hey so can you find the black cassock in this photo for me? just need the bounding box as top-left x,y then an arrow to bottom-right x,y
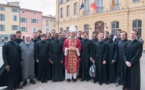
116,39 -> 128,85
36,40 -> 51,82
114,37 -> 121,43
15,38 -> 23,45
90,38 -> 98,58
106,40 -> 117,83
50,40 -> 63,82
79,39 -> 91,81
123,40 -> 142,90
59,37 -> 66,79
46,39 -> 52,43
92,41 -> 108,84
0,41 -> 22,89
59,38 -> 66,43
77,37 -> 83,41
51,37 -> 55,42
32,38 -> 38,77
103,38 -> 109,43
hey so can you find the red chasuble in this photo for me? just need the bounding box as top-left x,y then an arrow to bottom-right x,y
63,38 -> 81,73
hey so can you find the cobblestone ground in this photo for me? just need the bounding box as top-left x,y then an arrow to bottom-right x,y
0,47 -> 145,90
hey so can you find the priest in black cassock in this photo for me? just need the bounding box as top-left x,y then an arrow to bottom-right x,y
79,31 -> 91,81
36,34 -> 51,83
59,30 -> 67,43
106,34 -> 117,83
91,33 -> 108,85
49,33 -> 63,82
15,31 -> 23,45
0,34 -> 23,90
37,30 -> 42,41
116,31 -> 128,86
46,32 -> 52,42
103,31 -> 109,43
31,32 -> 38,43
77,31 -> 83,40
114,29 -> 121,43
50,30 -> 56,41
59,30 -> 67,79
123,30 -> 142,90
31,32 -> 39,78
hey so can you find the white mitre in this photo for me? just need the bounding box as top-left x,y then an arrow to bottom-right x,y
69,25 -> 77,32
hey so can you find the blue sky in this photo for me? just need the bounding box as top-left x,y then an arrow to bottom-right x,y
0,0 -> 56,16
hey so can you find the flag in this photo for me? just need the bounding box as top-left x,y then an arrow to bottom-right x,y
80,1 -> 84,10
90,1 -> 98,10
112,0 -> 115,8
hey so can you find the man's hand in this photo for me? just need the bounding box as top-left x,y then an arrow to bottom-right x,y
103,60 -> 106,65
21,61 -> 23,66
50,60 -> 53,64
111,60 -> 115,64
90,58 -> 95,63
36,59 -> 39,63
125,61 -> 131,67
61,60 -> 63,64
5,65 -> 10,71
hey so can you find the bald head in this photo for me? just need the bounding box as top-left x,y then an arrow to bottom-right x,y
25,35 -> 31,43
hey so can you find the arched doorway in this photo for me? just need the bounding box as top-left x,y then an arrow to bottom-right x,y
95,21 -> 104,33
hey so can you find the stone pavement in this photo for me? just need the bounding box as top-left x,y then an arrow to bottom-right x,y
0,47 -> 145,90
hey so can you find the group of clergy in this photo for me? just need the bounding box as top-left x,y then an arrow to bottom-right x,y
0,25 -> 143,90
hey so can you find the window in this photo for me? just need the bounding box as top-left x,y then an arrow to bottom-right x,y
46,20 -> 49,26
74,2 -> 78,15
65,27 -> 69,33
111,21 -> 119,36
66,0 -> 70,2
133,0 -> 140,2
31,19 -> 38,23
0,14 -> 5,21
13,15 -> 17,21
20,27 -> 27,32
33,27 -> 37,32
22,11 -> 25,13
0,7 -> 5,11
133,20 -> 142,38
112,0 -> 119,10
95,0 -> 103,13
11,25 -> 19,30
67,5 -> 70,17
60,8 -> 63,18
33,12 -> 36,14
11,8 -> 19,12
60,0 -> 64,4
84,0 -> 90,15
20,18 -> 27,23
46,28 -> 49,32
0,24 -> 5,31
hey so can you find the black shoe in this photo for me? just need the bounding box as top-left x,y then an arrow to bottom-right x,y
73,79 -> 76,82
67,79 -> 71,82
115,83 -> 119,87
99,83 -> 103,85
93,79 -> 97,83
81,79 -> 84,81
22,80 -> 27,86
86,79 -> 89,82
30,79 -> 36,84
14,85 -> 23,89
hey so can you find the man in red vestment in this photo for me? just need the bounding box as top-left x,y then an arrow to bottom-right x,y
63,25 -> 81,82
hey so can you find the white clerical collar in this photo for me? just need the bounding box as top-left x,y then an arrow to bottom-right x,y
69,37 -> 76,40
25,41 -> 30,44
